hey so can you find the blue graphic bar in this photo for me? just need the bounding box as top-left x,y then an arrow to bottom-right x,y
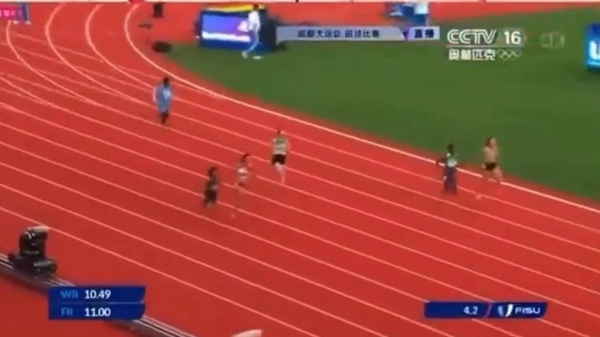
425,301 -> 547,319
49,303 -> 145,320
48,286 -> 145,303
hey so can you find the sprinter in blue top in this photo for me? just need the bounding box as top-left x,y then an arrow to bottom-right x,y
435,143 -> 458,196
153,77 -> 172,125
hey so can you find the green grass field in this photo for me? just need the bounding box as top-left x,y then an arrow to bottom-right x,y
168,9 -> 600,200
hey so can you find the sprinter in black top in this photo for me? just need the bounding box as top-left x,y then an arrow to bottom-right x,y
203,166 -> 220,208
435,143 -> 459,196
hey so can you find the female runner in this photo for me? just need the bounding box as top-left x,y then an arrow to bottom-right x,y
203,166 -> 220,209
232,153 -> 252,218
478,136 -> 503,198
435,143 -> 459,196
271,129 -> 290,184
153,77 -> 172,125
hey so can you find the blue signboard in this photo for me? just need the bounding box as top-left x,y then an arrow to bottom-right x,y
585,23 -> 600,69
195,8 -> 269,51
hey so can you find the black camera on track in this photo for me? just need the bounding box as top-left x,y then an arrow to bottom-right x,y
8,225 -> 57,276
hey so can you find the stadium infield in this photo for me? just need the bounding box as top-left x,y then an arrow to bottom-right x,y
167,4 -> 600,201
1,2 -> 600,337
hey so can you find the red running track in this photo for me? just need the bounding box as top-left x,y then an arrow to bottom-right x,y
0,3 -> 599,337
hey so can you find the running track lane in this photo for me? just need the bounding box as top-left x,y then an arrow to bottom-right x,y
121,3 -> 600,226
9,34 -> 600,294
0,15 -> 592,336
3,2 -> 600,336
9,15 -> 600,288
5,2 -> 600,334
0,88 -> 503,337
3,46 -> 596,334
0,206 -> 310,337
3,77 -> 600,336
112,3 -> 600,259
0,41 -> 482,334
2,98 -> 598,337
8,3 -> 597,223
10,4 -> 600,233
97,0 -> 600,294
78,4 -> 600,275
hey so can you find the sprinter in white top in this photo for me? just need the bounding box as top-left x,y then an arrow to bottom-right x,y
242,5 -> 262,59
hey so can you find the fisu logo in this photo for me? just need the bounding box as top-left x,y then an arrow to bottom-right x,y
589,41 -> 600,60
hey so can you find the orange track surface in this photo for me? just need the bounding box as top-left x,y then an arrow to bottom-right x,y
0,3 -> 599,337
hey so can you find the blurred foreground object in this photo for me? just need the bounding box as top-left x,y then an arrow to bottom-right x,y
8,225 -> 57,276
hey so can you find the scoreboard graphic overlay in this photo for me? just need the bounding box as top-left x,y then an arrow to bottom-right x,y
424,301 -> 548,319
48,286 -> 146,320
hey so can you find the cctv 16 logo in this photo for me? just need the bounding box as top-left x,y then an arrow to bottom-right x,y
490,302 -> 548,319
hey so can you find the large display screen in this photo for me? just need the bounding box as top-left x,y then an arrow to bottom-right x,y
200,14 -> 251,43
